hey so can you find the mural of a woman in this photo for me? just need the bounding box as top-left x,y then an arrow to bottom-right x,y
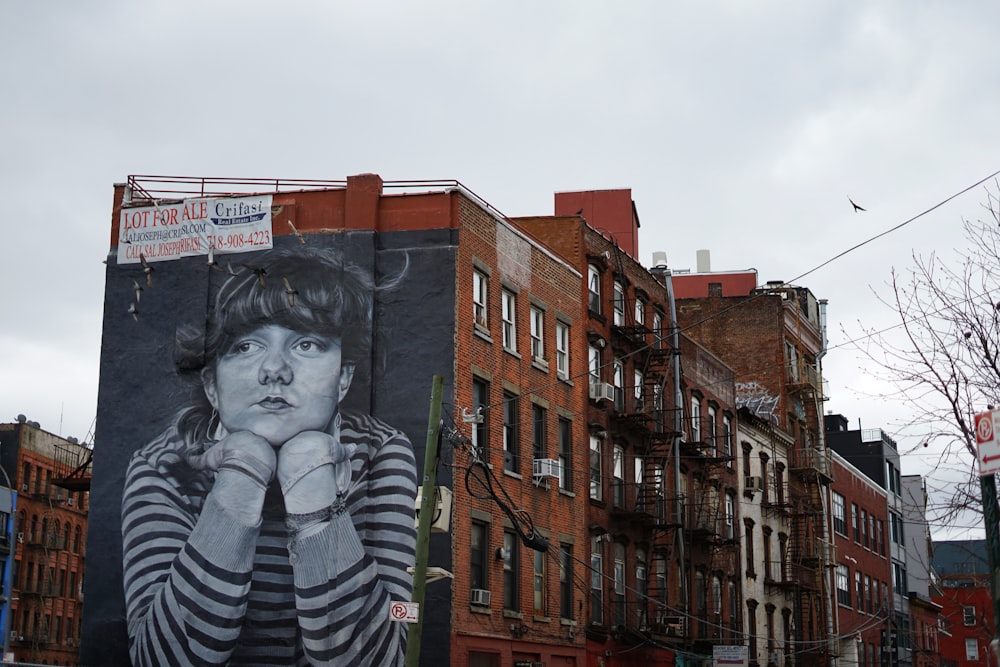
120,246 -> 417,666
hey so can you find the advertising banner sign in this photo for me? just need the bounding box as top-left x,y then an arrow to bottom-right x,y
117,194 -> 273,264
714,645 -> 749,667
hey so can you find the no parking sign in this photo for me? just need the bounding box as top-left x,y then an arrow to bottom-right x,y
390,601 -> 420,624
976,409 -> 1000,475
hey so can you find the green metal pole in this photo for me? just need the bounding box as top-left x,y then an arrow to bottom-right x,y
404,375 -> 444,667
980,473 -> 1000,647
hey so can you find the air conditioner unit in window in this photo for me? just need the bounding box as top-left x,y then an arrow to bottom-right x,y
16,532 -> 23,544
533,458 -> 561,480
470,588 -> 491,607
20,484 -> 27,492
589,381 -> 615,403
745,476 -> 763,493
9,630 -> 16,640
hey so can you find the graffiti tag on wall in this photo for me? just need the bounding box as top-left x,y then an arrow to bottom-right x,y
735,381 -> 779,423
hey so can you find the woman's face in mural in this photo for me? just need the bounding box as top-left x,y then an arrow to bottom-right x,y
203,324 -> 354,446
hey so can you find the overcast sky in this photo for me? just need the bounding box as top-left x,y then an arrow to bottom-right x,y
2,1 -> 998,538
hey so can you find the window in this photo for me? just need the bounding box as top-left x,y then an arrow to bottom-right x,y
634,298 -> 645,327
832,492 -> 847,535
559,544 -> 573,619
555,321 -> 570,379
877,519 -> 886,556
472,377 -> 489,458
707,405 -> 718,453
690,396 -> 702,442
747,600 -> 758,657
473,269 -> 488,328
633,369 -> 644,413
590,435 -> 602,500
613,543 -> 626,625
722,415 -> 734,462
712,575 -> 723,616
724,494 -> 735,540
588,264 -> 602,313
852,504 -> 860,542
890,512 -> 905,545
613,282 -> 626,326
591,537 -> 604,624
763,527 -> 773,579
503,531 -> 519,611
612,360 -> 624,411
892,562 -> 907,594
836,565 -> 850,606
612,446 -> 625,507
653,312 -> 664,349
533,550 -> 546,615
775,464 -> 785,505
963,605 -> 976,626
532,404 -> 547,462
529,305 -> 544,361
636,549 -> 648,628
745,521 -> 755,576
862,509 -> 869,548
855,571 -> 863,610
471,521 -> 488,590
503,392 -> 519,473
501,289 -> 517,352
589,345 -> 601,386
966,638 -> 979,661
558,418 -> 572,491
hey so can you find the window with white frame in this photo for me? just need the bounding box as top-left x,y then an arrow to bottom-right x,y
722,415 -> 733,464
963,605 -> 976,626
634,298 -> 645,327
613,282 -> 626,326
690,396 -> 702,442
653,312 -> 663,349
591,537 -> 604,624
707,405 -> 718,453
588,264 -> 601,313
966,638 -> 978,661
832,492 -> 847,535
555,321 -> 570,379
612,445 -> 625,507
836,565 -> 850,606
501,289 -> 517,352
529,305 -> 544,361
590,435 -> 602,500
612,360 -> 624,411
473,269 -> 488,328
724,493 -> 735,539
589,345 -> 601,387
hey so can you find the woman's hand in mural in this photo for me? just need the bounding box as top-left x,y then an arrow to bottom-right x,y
189,431 -> 277,523
277,430 -> 354,515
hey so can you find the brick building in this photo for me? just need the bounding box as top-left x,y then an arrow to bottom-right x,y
829,450 -> 891,667
826,415 -> 914,667
673,271 -> 835,667
932,540 -> 992,667
517,190 -> 743,667
0,417 -> 91,666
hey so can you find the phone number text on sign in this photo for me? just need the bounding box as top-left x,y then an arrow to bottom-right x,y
207,230 -> 272,251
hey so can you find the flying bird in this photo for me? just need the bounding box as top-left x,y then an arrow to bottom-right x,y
207,244 -> 223,272
241,263 -> 267,288
225,259 -> 239,276
128,302 -> 139,322
849,197 -> 866,213
131,279 -> 143,303
287,220 -> 306,244
139,253 -> 154,288
282,277 -> 298,308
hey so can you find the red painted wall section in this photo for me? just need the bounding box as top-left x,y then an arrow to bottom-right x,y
555,189 -> 639,261
672,271 -> 758,298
